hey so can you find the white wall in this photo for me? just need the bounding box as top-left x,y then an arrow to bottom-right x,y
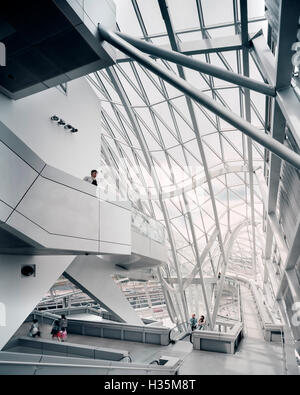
0,255 -> 75,350
0,77 -> 100,179
65,256 -> 143,325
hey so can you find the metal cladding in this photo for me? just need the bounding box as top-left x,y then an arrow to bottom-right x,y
0,0 -> 116,99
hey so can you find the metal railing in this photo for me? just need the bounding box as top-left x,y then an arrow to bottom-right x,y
0,359 -> 175,374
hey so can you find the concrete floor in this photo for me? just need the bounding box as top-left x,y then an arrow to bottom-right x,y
10,285 -> 286,374
179,286 -> 285,375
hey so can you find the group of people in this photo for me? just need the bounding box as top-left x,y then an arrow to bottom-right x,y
190,313 -> 206,331
28,314 -> 68,342
51,315 -> 68,341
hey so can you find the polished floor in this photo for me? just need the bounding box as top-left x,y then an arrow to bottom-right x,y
11,285 -> 286,375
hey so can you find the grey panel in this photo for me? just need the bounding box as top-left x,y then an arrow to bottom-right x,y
145,333 -> 161,345
124,330 -> 143,343
0,365 -> 38,375
0,201 -> 12,223
94,350 -> 123,361
18,339 -> 41,350
66,322 -> 83,335
17,176 -> 99,240
8,346 -> 41,355
0,140 -> 39,208
0,351 -> 41,362
0,121 -> 45,172
67,347 -> 94,360
83,325 -> 101,337
6,211 -> 52,248
200,339 -> 231,353
41,165 -> 97,197
103,328 -> 122,340
0,0 -> 115,99
98,240 -> 131,255
34,366 -> 107,375
6,210 -> 99,253
278,131 -> 300,245
100,200 -> 131,247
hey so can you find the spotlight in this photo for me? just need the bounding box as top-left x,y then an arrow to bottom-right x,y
71,128 -> 78,133
58,119 -> 66,126
50,115 -> 59,121
21,265 -> 36,277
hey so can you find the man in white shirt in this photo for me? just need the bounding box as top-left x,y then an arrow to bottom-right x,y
83,169 -> 98,186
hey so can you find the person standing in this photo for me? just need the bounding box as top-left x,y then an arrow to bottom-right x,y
59,314 -> 68,342
198,315 -> 206,330
83,170 -> 98,186
190,313 -> 197,331
51,320 -> 61,341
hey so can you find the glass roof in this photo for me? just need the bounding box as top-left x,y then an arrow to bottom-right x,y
88,0 -> 269,299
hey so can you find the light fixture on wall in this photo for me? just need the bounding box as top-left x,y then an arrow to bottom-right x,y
21,265 -> 36,277
50,115 -> 78,133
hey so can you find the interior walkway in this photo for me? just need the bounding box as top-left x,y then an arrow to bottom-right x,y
10,285 -> 286,375
179,285 -> 285,375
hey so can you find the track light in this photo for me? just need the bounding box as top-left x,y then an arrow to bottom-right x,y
58,119 -> 66,126
50,115 -> 78,133
21,265 -> 36,277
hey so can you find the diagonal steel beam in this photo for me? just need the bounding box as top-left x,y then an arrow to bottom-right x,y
116,31 -> 275,97
157,0 -> 228,329
98,24 -> 300,171
240,0 -> 257,281
116,34 -> 243,62
182,227 -> 219,291
183,192 -> 214,327
106,66 -> 190,327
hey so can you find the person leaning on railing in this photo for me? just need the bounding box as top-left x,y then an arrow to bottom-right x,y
83,169 -> 98,186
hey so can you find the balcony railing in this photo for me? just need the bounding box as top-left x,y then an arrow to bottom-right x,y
131,209 -> 165,244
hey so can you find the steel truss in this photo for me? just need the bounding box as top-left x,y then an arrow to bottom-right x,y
89,0 -> 300,335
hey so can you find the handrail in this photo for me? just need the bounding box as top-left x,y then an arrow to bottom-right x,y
0,360 -> 172,372
149,360 -> 160,365
279,326 -> 288,375
169,321 -> 190,343
119,354 -> 133,363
